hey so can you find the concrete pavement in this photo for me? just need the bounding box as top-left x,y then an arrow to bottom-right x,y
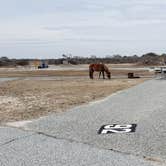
1,126 -> 162,166
1,79 -> 166,165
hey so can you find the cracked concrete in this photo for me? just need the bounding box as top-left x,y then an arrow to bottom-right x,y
18,127 -> 166,164
0,127 -> 34,146
20,80 -> 166,161
0,133 -> 36,147
1,79 -> 166,165
0,126 -> 163,166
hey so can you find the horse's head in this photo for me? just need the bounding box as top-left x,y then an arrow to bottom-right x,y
107,72 -> 111,79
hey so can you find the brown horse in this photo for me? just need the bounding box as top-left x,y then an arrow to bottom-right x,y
89,64 -> 111,79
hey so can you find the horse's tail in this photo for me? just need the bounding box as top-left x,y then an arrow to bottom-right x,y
89,70 -> 92,79
89,64 -> 93,79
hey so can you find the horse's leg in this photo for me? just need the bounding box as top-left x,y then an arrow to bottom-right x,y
99,72 -> 101,79
102,71 -> 105,79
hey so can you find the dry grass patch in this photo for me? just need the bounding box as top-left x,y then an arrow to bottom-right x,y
0,77 -> 148,123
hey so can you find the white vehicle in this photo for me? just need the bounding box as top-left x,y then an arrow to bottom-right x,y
154,67 -> 166,74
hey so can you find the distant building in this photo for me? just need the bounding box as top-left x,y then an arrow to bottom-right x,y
62,60 -> 69,64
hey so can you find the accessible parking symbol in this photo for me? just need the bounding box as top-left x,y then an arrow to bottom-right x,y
98,124 -> 137,134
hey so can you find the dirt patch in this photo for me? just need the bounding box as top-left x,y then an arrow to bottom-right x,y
0,76 -> 148,123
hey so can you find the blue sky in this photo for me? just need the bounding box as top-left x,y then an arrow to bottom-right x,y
0,0 -> 166,58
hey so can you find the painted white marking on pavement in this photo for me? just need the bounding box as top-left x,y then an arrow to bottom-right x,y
98,124 -> 137,134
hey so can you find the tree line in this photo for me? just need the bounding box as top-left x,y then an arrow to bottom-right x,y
0,52 -> 166,67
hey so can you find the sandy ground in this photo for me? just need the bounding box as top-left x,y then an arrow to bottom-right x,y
0,78 -> 148,124
0,64 -> 154,124
0,63 -> 154,77
0,68 -> 153,78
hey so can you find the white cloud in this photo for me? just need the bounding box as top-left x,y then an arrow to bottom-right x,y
0,0 -> 166,58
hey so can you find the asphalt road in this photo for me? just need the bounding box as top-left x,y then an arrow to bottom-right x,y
1,79 -> 166,166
